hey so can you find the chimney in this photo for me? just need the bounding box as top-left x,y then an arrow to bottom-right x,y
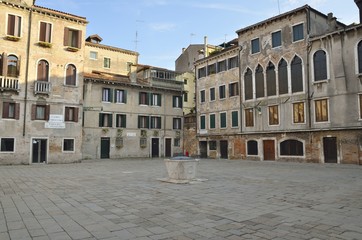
327,13 -> 337,30
355,0 -> 362,23
182,48 -> 186,53
204,36 -> 208,58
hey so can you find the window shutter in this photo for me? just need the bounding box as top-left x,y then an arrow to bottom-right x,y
64,107 -> 69,121
2,102 -> 9,118
39,22 -> 46,42
7,15 -> 15,36
109,88 -> 113,102
172,96 -> 176,107
77,30 -> 82,49
158,94 -> 161,106
116,115 -> 120,127
31,104 -> 36,120
179,97 -> 182,108
148,93 -> 152,105
15,103 -> 20,120
138,116 -> 141,128
63,28 -> 69,46
45,105 -> 50,121
108,114 -> 112,127
2,53 -> 8,77
123,115 -> 126,127
123,90 -> 127,103
146,116 -> 150,128
16,56 -> 21,77
99,113 -> 103,127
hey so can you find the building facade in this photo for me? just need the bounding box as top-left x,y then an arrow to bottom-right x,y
194,4 -> 362,164
82,37 -> 184,159
0,0 -> 87,164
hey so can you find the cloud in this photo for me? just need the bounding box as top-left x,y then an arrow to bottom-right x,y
149,22 -> 177,32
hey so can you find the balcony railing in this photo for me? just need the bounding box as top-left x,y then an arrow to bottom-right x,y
151,78 -> 184,90
34,81 -> 52,95
0,76 -> 20,92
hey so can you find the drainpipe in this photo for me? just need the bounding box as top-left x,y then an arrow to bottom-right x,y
23,6 -> 33,137
238,44 -> 243,134
306,8 -> 312,130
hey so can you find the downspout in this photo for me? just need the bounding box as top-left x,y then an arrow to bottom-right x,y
306,8 -> 312,130
238,44 -> 243,134
23,6 -> 33,136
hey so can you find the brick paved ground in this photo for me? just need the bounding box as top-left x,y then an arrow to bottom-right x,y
0,159 -> 361,240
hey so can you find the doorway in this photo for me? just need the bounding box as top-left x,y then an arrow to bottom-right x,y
152,138 -> 159,157
323,137 -> 337,163
32,139 -> 47,163
220,140 -> 228,159
199,141 -> 207,158
165,138 -> 172,157
263,140 -> 275,161
100,137 -> 110,159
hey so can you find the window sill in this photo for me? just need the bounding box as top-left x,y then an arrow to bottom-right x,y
63,84 -> 78,88
65,46 -> 80,52
38,41 -> 52,48
5,35 -> 21,42
313,79 -> 329,85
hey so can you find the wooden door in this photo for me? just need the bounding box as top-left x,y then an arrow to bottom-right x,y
220,140 -> 228,159
263,140 -> 275,161
323,137 -> 337,163
100,138 -> 110,159
165,138 -> 171,157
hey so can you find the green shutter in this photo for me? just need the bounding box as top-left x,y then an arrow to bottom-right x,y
109,89 -> 113,102
232,111 -> 238,127
123,90 -> 127,103
200,116 -> 205,129
220,113 -> 226,128
148,93 -> 152,105
99,113 -> 103,127
123,115 -> 126,128
108,114 -> 113,127
158,94 -> 161,106
210,114 -> 215,128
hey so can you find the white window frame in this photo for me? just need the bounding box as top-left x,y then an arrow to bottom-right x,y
90,51 -> 98,60
62,138 -> 75,153
0,137 -> 16,153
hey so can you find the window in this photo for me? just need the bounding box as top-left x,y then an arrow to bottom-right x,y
272,30 -> 281,48
220,112 -> 227,128
217,60 -> 227,72
313,50 -> 327,81
65,64 -> 76,86
245,108 -> 254,127
1,138 -> 15,152
251,38 -> 260,54
173,96 -> 182,108
7,55 -> 19,78
31,104 -> 49,121
102,88 -> 112,102
183,92 -> 188,102
64,107 -> 79,122
2,102 -> 19,119
99,113 -> 112,127
247,140 -> 258,155
139,92 -> 149,105
315,99 -> 328,122
358,41 -> 362,74
268,105 -> 279,125
152,93 -> 161,106
200,115 -> 206,130
150,116 -> 161,129
173,118 -> 182,130
231,111 -> 238,127
184,79 -> 188,85
255,65 -> 264,98
210,88 -> 215,101
291,56 -> 303,92
104,57 -> 111,68
174,138 -> 180,147
278,59 -> 288,95
293,102 -> 305,124
64,28 -> 82,49
200,90 -> 205,103
198,67 -> 206,78
37,60 -> 49,82
115,89 -> 127,103
116,114 -> 127,128
63,139 -> 74,152
266,62 -> 276,96
90,51 -> 98,60
209,114 -> 216,129
293,23 -> 304,42
140,138 -> 147,148
39,22 -> 52,43
280,140 -> 304,156
244,68 -> 253,100
360,94 -> 362,119
209,141 -> 217,150
207,63 -> 216,75
228,56 -> 238,69
7,14 -> 21,37
229,82 -> 239,97
219,85 -> 226,99
138,116 -> 149,128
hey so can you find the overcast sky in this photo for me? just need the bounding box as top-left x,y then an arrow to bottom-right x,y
36,0 -> 360,70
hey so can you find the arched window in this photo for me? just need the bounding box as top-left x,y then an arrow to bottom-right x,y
291,56 -> 303,92
358,41 -> 362,74
280,139 -> 304,156
247,140 -> 258,155
255,64 -> 264,98
266,62 -> 276,96
244,68 -> 253,100
313,50 -> 327,81
7,55 -> 19,77
37,60 -> 49,82
66,64 -> 76,86
278,59 -> 288,95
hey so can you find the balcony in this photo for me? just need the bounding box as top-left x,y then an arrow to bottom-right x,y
0,76 -> 20,92
34,81 -> 52,95
151,78 -> 184,90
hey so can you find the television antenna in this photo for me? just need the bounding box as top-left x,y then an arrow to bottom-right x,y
277,0 -> 281,14
135,20 -> 144,51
